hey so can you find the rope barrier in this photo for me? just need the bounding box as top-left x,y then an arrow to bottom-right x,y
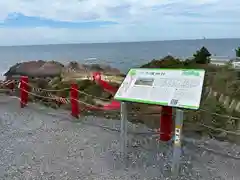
0,66 -> 239,163
21,80 -> 112,101
0,79 -> 16,86
11,86 -> 240,138
0,75 -> 240,140
18,86 -> 120,112
191,109 -> 240,120
4,91 -> 238,138
20,80 -> 70,92
8,83 -> 240,120
1,82 -> 239,120
2,96 -> 239,161
1,78 -> 240,162
197,122 -> 240,136
74,88 -> 112,101
19,80 -> 240,115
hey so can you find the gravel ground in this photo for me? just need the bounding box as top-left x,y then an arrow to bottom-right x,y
0,95 -> 240,180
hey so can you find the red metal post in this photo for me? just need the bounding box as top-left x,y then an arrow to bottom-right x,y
20,76 -> 29,108
160,106 -> 173,141
93,72 -> 101,83
71,83 -> 79,118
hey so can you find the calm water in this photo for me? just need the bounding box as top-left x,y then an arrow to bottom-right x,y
0,38 -> 240,79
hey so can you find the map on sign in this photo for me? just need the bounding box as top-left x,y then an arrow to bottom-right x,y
114,68 -> 205,110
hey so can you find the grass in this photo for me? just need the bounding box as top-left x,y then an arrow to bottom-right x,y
12,54 -> 240,143
139,55 -> 240,142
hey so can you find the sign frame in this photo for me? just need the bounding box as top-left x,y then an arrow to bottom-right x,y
115,68 -> 206,176
114,68 -> 205,110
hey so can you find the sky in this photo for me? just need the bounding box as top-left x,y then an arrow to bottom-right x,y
0,0 -> 239,46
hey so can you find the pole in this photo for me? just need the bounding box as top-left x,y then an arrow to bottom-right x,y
120,102 -> 128,158
93,72 -> 101,83
172,109 -> 184,177
20,76 -> 29,108
70,83 -> 79,118
160,106 -> 173,141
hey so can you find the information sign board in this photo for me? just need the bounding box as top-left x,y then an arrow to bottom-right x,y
114,68 -> 205,110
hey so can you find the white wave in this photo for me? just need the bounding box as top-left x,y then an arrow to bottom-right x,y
84,57 -> 97,61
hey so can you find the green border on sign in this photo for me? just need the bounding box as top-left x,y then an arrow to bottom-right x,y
114,97 -> 199,110
130,68 -> 205,71
114,68 -> 204,110
129,69 -> 137,76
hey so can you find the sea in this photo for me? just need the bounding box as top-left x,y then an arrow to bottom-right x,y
0,38 -> 240,80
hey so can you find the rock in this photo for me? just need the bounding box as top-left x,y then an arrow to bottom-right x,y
33,79 -> 49,89
4,60 -> 64,78
67,61 -> 80,70
62,62 -> 123,82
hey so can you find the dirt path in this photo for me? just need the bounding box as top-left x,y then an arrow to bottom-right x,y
0,96 -> 239,180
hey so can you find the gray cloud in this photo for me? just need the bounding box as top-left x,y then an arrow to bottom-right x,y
0,0 -> 240,45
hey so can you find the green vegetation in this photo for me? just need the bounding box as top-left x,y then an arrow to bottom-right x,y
235,47 -> 240,57
193,46 -> 211,64
4,46 -> 240,143
140,46 -> 240,143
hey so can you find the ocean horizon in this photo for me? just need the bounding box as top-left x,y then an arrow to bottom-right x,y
1,37 -> 239,47
1,38 -> 240,80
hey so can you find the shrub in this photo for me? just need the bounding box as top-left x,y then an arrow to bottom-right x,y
193,46 -> 211,64
140,55 -> 184,69
235,47 -> 240,57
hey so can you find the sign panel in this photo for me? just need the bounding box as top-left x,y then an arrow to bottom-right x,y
114,68 -> 205,110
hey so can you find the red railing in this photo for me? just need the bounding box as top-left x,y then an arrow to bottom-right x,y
2,72 -> 174,142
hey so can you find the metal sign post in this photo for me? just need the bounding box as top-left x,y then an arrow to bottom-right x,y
120,102 -> 128,158
172,109 -> 184,176
114,68 -> 205,176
